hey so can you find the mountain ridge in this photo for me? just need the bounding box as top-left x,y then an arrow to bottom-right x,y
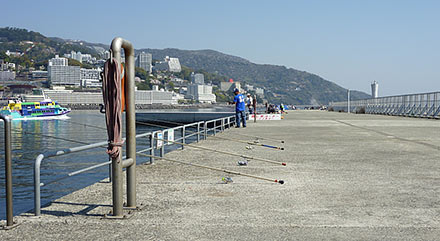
0,27 -> 370,104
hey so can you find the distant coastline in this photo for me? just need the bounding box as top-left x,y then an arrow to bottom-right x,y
65,103 -> 229,110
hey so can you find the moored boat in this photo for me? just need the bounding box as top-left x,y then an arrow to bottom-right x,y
0,100 -> 70,120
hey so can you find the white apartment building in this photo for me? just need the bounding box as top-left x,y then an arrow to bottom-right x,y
186,84 -> 216,103
136,52 -> 152,72
0,71 -> 16,80
49,55 -> 68,66
191,72 -> 204,84
48,55 -> 80,86
256,87 -> 264,96
154,56 -> 181,73
81,68 -> 102,88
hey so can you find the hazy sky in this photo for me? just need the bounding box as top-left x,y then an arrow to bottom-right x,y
3,0 -> 439,96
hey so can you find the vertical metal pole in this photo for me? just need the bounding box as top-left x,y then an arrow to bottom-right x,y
254,95 -> 257,123
34,155 -> 42,216
150,133 -> 155,164
213,121 -> 216,136
197,122 -> 200,142
160,131 -> 165,157
1,115 -> 14,226
111,37 -> 137,214
108,156 -> 112,182
181,126 -> 185,150
347,89 -> 350,113
204,122 -> 207,140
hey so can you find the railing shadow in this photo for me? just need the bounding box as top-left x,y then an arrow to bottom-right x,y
38,201 -> 112,217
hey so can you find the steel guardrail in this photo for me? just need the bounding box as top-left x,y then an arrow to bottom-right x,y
33,115 -> 236,215
329,91 -> 440,118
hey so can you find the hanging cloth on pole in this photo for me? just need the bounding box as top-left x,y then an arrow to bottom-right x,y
103,58 -> 124,158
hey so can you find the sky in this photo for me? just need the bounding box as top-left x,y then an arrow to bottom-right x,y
2,0 -> 440,96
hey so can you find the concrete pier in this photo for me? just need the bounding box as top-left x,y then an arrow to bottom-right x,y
2,110 -> 440,240
136,111 -> 235,124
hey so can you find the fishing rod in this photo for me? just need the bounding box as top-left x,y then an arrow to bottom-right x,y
137,152 -> 285,184
233,133 -> 285,144
137,117 -> 285,144
9,127 -> 285,183
135,120 -> 284,150
155,137 -> 287,166
11,129 -> 91,146
62,119 -> 107,130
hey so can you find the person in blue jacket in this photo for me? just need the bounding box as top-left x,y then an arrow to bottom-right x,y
233,88 -> 246,128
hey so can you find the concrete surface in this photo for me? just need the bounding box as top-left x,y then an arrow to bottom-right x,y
1,110 -> 440,240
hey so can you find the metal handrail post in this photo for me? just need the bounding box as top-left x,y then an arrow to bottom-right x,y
204,121 -> 208,140
181,126 -> 185,150
108,156 -> 112,182
150,132 -> 155,163
160,131 -> 165,157
34,154 -> 44,216
197,122 -> 200,142
111,37 -> 137,213
1,115 -> 14,226
212,120 -> 217,136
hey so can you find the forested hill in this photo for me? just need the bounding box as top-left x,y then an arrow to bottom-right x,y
139,48 -> 370,104
0,27 -> 370,104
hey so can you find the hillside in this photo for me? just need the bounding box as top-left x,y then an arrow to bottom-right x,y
0,27 -> 370,104
0,27 -> 100,68
139,48 -> 370,104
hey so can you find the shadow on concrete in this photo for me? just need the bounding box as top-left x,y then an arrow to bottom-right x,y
39,201 -> 112,217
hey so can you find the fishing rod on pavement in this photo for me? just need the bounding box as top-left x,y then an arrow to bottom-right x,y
10,127 -> 285,184
136,117 -> 285,143
232,132 -> 285,144
135,120 -> 284,150
137,152 -> 285,184
153,137 -> 287,166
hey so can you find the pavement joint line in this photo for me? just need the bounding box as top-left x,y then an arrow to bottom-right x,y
333,119 -> 440,151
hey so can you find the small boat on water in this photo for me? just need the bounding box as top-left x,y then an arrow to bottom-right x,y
0,100 -> 71,120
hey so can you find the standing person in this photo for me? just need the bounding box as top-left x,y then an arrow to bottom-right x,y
246,93 -> 253,114
233,88 -> 246,128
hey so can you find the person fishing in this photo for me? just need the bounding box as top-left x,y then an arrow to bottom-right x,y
233,88 -> 246,128
246,93 -> 253,114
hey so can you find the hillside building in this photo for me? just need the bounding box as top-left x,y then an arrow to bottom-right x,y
80,68 -> 102,88
48,55 -> 80,86
186,84 -> 216,103
191,72 -> 204,84
0,71 -> 16,81
256,87 -> 264,97
136,52 -> 153,72
154,56 -> 181,72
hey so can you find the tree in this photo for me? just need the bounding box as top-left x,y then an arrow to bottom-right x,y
135,67 -> 148,80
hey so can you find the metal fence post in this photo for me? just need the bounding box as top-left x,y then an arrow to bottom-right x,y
108,156 -> 112,182
181,126 -> 185,150
197,122 -> 200,142
204,122 -> 208,140
213,121 -> 216,136
160,131 -> 165,157
1,115 -> 14,227
150,132 -> 155,164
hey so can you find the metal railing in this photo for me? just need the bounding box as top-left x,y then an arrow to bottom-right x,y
0,114 -> 14,228
33,115 -> 236,215
329,91 -> 440,118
